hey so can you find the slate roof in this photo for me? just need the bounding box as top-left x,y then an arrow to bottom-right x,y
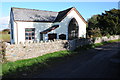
11,7 -> 86,23
54,7 -> 73,22
12,7 -> 58,22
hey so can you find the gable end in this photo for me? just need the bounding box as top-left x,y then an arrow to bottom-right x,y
54,7 -> 87,24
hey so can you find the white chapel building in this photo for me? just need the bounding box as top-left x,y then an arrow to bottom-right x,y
9,7 -> 87,44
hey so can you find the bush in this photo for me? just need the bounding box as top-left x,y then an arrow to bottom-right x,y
87,27 -> 102,38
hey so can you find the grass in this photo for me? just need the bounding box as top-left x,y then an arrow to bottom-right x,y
2,50 -> 75,78
0,64 -> 2,76
0,34 -> 10,42
2,39 -> 120,78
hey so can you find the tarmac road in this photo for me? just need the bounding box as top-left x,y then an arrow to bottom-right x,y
33,42 -> 120,78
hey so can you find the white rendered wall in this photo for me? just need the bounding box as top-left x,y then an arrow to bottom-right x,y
60,9 -> 86,39
12,9 -> 86,43
49,9 -> 86,39
15,22 -> 52,43
13,22 -> 17,44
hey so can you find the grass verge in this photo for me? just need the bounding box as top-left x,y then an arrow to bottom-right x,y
0,34 -> 10,42
2,39 -> 120,78
2,50 -> 76,78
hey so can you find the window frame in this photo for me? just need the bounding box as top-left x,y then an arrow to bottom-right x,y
25,28 -> 35,40
68,18 -> 79,40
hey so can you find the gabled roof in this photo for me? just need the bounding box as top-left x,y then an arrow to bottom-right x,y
11,7 -> 87,24
54,7 -> 73,22
54,7 -> 87,24
12,7 -> 58,22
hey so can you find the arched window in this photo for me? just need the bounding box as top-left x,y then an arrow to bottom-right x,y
68,18 -> 79,40
59,34 -> 66,40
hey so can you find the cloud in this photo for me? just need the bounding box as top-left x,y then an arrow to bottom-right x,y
0,16 -> 10,31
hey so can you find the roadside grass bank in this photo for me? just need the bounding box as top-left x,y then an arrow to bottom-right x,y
0,34 -> 10,42
2,39 -> 120,78
2,50 -> 75,78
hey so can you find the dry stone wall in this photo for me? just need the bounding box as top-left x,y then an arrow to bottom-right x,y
5,40 -> 68,61
93,35 -> 120,43
0,42 -> 6,63
0,42 -> 3,63
2,35 -> 120,62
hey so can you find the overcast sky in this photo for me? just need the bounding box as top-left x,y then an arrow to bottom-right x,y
0,1 -> 119,31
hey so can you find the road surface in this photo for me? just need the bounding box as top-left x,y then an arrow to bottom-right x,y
32,42 -> 120,78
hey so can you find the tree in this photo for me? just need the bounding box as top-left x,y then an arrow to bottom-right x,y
87,15 -> 102,37
97,9 -> 120,35
87,8 -> 120,37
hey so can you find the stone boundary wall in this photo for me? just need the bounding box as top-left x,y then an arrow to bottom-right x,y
2,35 -> 120,62
75,35 -> 120,48
4,40 -> 68,61
63,35 -> 120,51
93,35 -> 120,43
0,42 -> 6,63
0,42 -> 3,63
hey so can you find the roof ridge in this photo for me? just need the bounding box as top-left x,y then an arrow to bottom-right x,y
12,7 -> 58,13
12,7 -> 83,23
59,7 -> 74,12
54,7 -> 75,22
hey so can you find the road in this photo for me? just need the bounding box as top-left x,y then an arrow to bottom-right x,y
33,42 -> 120,78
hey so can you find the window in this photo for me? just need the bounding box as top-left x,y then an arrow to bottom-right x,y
40,33 -> 43,40
59,34 -> 66,40
25,28 -> 35,40
68,18 -> 79,40
48,33 -> 57,40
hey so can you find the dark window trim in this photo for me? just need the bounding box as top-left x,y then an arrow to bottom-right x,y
68,18 -> 79,40
25,28 -> 35,40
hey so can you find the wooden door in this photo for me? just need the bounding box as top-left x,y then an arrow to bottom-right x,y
48,33 -> 57,40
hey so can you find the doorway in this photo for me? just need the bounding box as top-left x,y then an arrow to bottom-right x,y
40,33 -> 43,40
48,33 -> 57,40
59,34 -> 66,40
